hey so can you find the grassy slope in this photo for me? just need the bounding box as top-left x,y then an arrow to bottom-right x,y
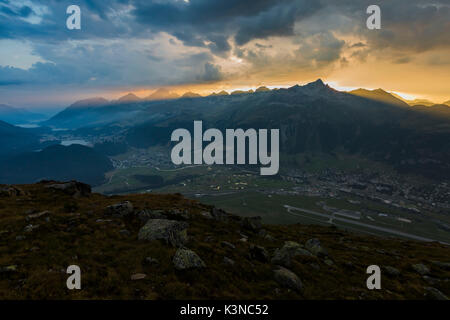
0,182 -> 449,300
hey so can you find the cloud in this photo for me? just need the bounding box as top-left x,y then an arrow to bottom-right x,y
0,0 -> 449,106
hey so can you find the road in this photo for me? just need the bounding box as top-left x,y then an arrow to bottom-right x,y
283,204 -> 448,244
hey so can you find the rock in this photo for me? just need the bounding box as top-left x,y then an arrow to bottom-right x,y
105,201 -> 134,217
144,257 -> 160,265
223,257 -> 235,267
412,263 -> 430,275
0,186 -> 26,197
136,209 -> 166,222
24,224 -> 39,233
210,208 -> 229,221
264,234 -> 275,241
119,229 -> 131,236
138,219 -> 188,247
239,237 -> 248,243
15,235 -> 25,241
273,267 -> 303,292
324,259 -> 334,266
344,262 -> 354,269
26,211 -> 50,221
310,263 -> 320,271
423,276 -> 440,286
173,249 -> 206,270
249,244 -> 269,262
431,261 -> 450,270
305,238 -> 328,257
201,211 -> 213,219
221,241 -> 236,250
168,209 -> 190,220
258,229 -> 267,237
271,241 -> 313,267
424,287 -> 448,300
0,265 -> 18,273
45,181 -> 91,197
131,273 -> 147,280
384,266 -> 400,276
242,216 -> 263,232
204,235 -> 215,243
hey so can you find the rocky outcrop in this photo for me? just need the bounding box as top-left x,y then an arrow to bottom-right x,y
45,181 -> 91,197
242,216 -> 263,232
305,238 -> 329,257
210,208 -> 229,222
138,219 -> 188,247
0,186 -> 26,197
105,201 -> 134,217
249,244 -> 269,262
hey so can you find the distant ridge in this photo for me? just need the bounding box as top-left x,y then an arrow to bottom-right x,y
349,88 -> 408,107
117,93 -> 141,103
146,88 -> 180,101
209,90 -> 229,96
181,92 -> 202,98
255,86 -> 271,93
70,97 -> 109,109
0,104 -> 45,124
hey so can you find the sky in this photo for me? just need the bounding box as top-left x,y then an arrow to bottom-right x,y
0,0 -> 449,108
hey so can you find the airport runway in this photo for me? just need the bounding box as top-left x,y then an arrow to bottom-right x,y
283,204 -> 448,244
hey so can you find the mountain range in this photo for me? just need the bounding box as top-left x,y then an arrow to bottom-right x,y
41,79 -> 450,180
0,104 -> 45,125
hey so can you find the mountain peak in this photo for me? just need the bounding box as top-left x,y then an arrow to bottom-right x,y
311,78 -> 325,86
146,88 -> 180,101
118,93 -> 141,102
181,92 -> 202,98
255,86 -> 271,93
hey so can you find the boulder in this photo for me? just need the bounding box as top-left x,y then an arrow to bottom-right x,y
221,241 -> 236,250
45,181 -> 91,197
201,211 -> 213,219
130,273 -> 147,280
412,263 -> 430,275
274,267 -> 303,292
173,249 -> 206,270
242,216 -> 263,232
210,208 -> 229,221
136,209 -> 166,222
26,210 -> 50,221
249,244 -> 269,262
223,257 -> 235,267
138,219 -> 188,247
0,265 -> 18,273
305,238 -> 328,257
384,266 -> 400,276
271,241 -> 313,267
105,201 -> 134,217
144,257 -> 160,265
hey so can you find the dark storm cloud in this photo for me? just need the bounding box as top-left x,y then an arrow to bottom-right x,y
131,0 -> 323,53
0,0 -> 449,94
